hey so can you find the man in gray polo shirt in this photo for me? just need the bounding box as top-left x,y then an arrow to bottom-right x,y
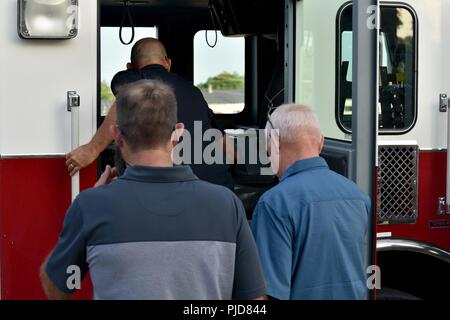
40,79 -> 266,300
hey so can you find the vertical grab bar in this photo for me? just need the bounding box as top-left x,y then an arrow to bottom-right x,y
438,94 -> 450,215
67,91 -> 80,201
446,98 -> 450,212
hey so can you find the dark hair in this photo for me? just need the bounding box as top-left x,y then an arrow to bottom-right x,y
115,79 -> 178,151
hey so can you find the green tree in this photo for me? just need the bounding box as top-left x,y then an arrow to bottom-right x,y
101,81 -> 114,101
198,72 -> 244,90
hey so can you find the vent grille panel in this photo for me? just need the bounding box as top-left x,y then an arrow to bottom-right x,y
378,145 -> 418,224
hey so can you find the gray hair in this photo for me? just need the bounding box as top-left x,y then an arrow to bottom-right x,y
268,104 -> 323,145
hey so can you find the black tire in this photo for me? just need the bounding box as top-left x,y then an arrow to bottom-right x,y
376,287 -> 421,300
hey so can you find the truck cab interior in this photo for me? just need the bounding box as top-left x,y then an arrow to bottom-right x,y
98,0 -> 284,217
98,0 -> 354,214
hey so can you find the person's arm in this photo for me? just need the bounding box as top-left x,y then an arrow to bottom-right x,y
251,201 -> 293,300
65,103 -> 117,176
40,257 -> 72,300
42,200 -> 89,299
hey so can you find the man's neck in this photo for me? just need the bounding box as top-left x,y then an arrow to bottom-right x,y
278,151 -> 320,178
137,62 -> 167,71
125,149 -> 173,168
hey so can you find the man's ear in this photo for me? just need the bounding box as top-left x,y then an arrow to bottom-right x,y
126,63 -> 134,70
319,135 -> 325,153
271,130 -> 280,152
165,58 -> 172,72
111,125 -> 123,147
172,123 -> 185,144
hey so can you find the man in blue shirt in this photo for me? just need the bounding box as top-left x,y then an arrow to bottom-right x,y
252,104 -> 370,300
40,79 -> 266,300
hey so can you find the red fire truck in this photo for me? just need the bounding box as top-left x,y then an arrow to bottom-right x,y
0,0 -> 448,300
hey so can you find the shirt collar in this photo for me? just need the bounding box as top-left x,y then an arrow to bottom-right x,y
140,64 -> 167,72
280,157 -> 328,182
120,165 -> 199,183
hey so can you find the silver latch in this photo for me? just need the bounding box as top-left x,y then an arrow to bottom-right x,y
67,91 -> 80,111
439,93 -> 448,112
437,197 -> 450,215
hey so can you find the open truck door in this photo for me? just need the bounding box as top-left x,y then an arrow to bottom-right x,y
0,0 -> 98,299
295,0 -> 379,298
296,0 -> 450,299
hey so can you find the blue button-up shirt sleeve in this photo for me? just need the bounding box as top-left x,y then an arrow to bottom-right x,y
251,200 -> 293,300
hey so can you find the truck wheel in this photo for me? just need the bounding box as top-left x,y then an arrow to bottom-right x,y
376,287 -> 421,300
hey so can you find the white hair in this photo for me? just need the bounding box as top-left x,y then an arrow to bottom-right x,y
268,104 -> 323,145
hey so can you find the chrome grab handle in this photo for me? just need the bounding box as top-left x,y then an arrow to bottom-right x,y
67,91 -> 80,201
438,93 -> 450,215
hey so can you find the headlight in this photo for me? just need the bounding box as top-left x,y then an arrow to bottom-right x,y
18,0 -> 79,39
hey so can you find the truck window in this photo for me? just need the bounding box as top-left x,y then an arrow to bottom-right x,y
194,31 -> 245,115
337,4 -> 417,133
100,27 -> 158,116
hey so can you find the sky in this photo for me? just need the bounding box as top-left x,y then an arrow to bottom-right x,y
101,27 -> 245,87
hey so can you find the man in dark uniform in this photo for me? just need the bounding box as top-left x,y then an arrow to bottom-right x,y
66,38 -> 233,189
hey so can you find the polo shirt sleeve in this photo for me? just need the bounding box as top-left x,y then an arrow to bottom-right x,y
251,200 -> 293,300
232,196 -> 267,300
111,70 -> 142,96
45,200 -> 89,294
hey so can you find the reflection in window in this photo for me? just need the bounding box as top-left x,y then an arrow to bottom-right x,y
100,27 -> 158,116
337,6 -> 416,132
194,31 -> 245,114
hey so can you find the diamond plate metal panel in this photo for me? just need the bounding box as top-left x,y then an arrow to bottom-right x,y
378,145 -> 418,224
